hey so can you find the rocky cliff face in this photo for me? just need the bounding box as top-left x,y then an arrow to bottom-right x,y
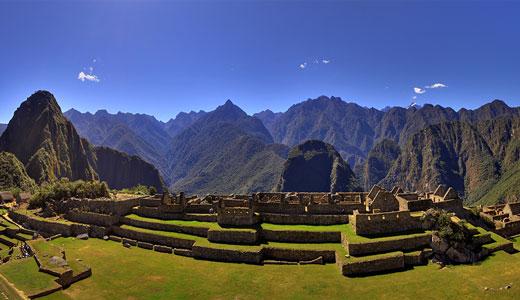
0,91 -> 164,190
0,91 -> 98,183
164,110 -> 207,137
276,140 -> 360,192
0,124 -> 6,136
94,147 -> 164,190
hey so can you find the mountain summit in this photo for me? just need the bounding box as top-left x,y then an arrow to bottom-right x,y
1,90 -> 164,190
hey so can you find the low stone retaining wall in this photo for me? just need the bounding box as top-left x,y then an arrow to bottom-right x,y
138,241 -> 154,250
65,210 -> 119,227
340,252 -> 405,276
403,251 -> 426,266
207,229 -> 259,245
112,226 -> 195,249
343,232 -> 432,256
191,244 -> 263,264
153,245 -> 173,253
55,197 -> 142,216
262,247 -> 335,263
9,211 -> 89,237
121,216 -> 208,237
140,198 -> 162,207
132,207 -> 217,222
260,213 -> 348,225
261,229 -> 341,243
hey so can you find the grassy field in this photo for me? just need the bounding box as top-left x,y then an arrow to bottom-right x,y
0,237 -> 505,299
0,257 -> 60,297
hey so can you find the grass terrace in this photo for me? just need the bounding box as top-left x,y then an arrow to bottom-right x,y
0,257 -> 61,297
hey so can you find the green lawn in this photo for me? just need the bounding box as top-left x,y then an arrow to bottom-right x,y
260,223 -> 347,232
341,224 -> 430,243
125,214 -> 256,232
0,257 -> 61,297
24,237 -> 520,300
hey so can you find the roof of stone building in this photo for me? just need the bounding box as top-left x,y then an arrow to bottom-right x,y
434,185 -> 448,197
505,202 -> 520,216
443,187 -> 459,200
368,185 -> 384,200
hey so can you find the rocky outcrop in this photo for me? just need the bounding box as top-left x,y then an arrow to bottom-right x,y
276,140 -> 360,192
362,139 -> 400,190
94,147 -> 164,190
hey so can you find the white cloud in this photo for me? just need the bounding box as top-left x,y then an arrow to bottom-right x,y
322,59 -> 330,64
412,95 -> 417,100
414,87 -> 426,94
299,62 -> 307,69
78,71 -> 100,82
425,83 -> 447,89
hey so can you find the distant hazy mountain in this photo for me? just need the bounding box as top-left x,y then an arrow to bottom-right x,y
276,140 -> 360,192
164,110 -> 207,137
64,109 -> 171,176
253,109 -> 283,134
0,91 -> 164,190
166,100 -> 288,194
0,124 -> 6,136
362,139 -> 400,190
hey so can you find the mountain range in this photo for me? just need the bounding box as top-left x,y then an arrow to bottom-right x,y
6,91 -> 520,204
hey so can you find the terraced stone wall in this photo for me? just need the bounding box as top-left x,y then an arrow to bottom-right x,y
55,197 -> 142,216
9,211 -> 89,237
261,230 -> 341,243
340,252 -> 405,276
263,248 -> 335,263
111,226 -> 195,249
65,210 -> 119,227
191,244 -> 263,264
349,211 -> 422,236
261,213 -> 348,225
121,216 -> 208,237
342,232 -> 432,256
207,229 -> 259,245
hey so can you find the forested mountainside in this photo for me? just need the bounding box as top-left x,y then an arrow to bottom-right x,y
166,100 -> 288,194
276,140 -> 360,193
381,118 -> 520,204
0,91 -> 164,190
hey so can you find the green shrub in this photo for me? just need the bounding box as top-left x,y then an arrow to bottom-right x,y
116,185 -> 157,196
422,208 -> 471,242
29,178 -> 110,208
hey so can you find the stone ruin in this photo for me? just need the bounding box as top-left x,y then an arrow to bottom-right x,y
480,202 -> 520,236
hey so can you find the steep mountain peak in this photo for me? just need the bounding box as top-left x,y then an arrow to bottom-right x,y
211,99 -> 248,120
21,90 -> 61,116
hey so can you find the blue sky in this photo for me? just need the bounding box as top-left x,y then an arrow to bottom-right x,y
1,0 -> 519,123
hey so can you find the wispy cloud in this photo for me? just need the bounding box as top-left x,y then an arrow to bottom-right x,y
425,83 -> 447,89
78,58 -> 100,83
322,59 -> 330,64
299,58 -> 331,69
299,62 -> 307,69
414,87 -> 426,94
78,71 -> 100,82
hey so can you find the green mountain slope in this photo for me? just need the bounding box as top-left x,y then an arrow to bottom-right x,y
0,151 -> 37,191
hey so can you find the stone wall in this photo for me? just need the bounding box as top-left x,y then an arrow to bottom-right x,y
9,211 -> 89,237
263,247 -> 335,263
432,198 -> 464,214
207,229 -> 259,245
261,229 -> 341,243
343,232 -> 432,256
340,252 -> 405,276
121,216 -> 208,237
65,210 -> 119,227
191,244 -> 263,264
496,220 -> 520,237
397,196 -> 433,212
348,211 -> 422,236
132,207 -> 217,222
54,197 -> 142,216
260,213 -> 348,225
111,226 -> 195,249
